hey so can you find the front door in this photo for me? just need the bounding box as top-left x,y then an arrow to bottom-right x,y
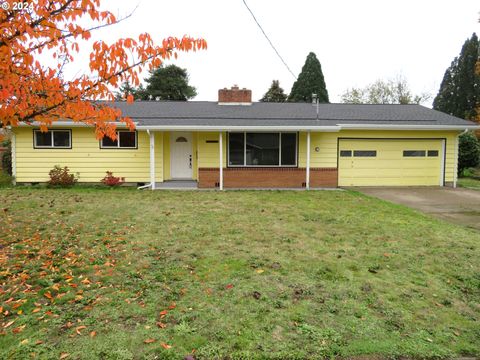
170,132 -> 193,179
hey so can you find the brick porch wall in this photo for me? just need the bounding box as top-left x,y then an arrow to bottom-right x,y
198,167 -> 338,188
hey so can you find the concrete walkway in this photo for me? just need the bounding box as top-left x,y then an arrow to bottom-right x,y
353,187 -> 480,230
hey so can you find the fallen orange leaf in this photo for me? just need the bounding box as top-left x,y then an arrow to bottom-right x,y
156,322 -> 167,329
12,325 -> 26,334
75,325 -> 86,335
225,284 -> 234,289
4,321 -> 15,329
161,342 -> 172,349
90,331 -> 97,337
144,338 -> 156,344
168,302 -> 176,309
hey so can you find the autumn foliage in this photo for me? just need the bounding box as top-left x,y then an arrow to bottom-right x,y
0,0 -> 206,139
48,165 -> 78,186
100,171 -> 124,187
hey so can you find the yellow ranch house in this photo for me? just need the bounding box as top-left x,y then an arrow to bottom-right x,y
10,86 -> 479,189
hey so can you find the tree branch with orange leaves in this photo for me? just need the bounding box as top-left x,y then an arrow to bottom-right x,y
0,0 -> 207,140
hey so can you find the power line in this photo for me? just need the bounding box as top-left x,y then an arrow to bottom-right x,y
241,0 -> 297,80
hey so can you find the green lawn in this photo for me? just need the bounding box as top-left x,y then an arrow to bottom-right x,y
0,171 -> 12,188
458,177 -> 480,190
1,188 -> 479,359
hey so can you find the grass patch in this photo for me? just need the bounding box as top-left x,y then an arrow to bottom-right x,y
458,177 -> 480,190
0,172 -> 13,188
0,188 -> 479,359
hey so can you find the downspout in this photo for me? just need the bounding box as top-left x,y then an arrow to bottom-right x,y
137,183 -> 152,190
453,128 -> 469,188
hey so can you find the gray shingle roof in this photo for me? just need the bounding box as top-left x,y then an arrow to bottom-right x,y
107,101 -> 477,128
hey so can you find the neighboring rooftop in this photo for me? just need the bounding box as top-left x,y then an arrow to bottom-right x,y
107,101 -> 477,128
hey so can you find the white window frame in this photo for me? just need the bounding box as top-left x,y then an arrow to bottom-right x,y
227,132 -> 298,167
100,130 -> 137,149
33,129 -> 71,149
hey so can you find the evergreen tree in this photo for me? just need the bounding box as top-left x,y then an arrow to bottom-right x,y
139,64 -> 197,101
260,80 -> 288,102
288,52 -> 329,103
114,81 -> 137,100
135,84 -> 149,101
458,131 -> 480,175
433,33 -> 480,120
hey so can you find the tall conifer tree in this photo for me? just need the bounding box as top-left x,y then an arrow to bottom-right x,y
288,52 -> 329,103
260,80 -> 288,102
433,33 -> 480,120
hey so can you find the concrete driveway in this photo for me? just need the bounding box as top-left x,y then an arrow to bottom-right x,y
354,187 -> 480,230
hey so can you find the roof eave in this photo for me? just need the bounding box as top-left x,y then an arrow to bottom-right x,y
12,122 -> 480,132
14,121 -> 137,128
338,124 -> 480,131
136,125 -> 343,132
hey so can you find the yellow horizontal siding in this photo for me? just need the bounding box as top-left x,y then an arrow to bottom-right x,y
14,128 -> 460,186
197,132 -> 226,168
163,132 -> 171,180
154,132 -> 164,182
192,133 -> 198,180
14,128 -> 164,183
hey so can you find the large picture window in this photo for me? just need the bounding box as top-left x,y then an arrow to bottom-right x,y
34,130 -> 71,149
100,131 -> 137,149
228,132 -> 297,167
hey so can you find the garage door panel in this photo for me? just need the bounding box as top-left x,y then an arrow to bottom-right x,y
339,162 -> 440,171
340,176 -> 440,187
341,160 -> 440,170
342,168 -> 439,178
338,139 -> 443,186
342,139 -> 441,147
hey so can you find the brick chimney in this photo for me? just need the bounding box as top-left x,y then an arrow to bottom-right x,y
218,85 -> 252,105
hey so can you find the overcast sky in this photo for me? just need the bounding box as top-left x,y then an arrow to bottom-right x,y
66,0 -> 480,106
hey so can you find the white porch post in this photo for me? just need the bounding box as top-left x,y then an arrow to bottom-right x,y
219,131 -> 223,190
149,130 -> 156,190
306,131 -> 311,190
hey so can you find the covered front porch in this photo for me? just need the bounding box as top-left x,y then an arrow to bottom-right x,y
144,130 -> 337,190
